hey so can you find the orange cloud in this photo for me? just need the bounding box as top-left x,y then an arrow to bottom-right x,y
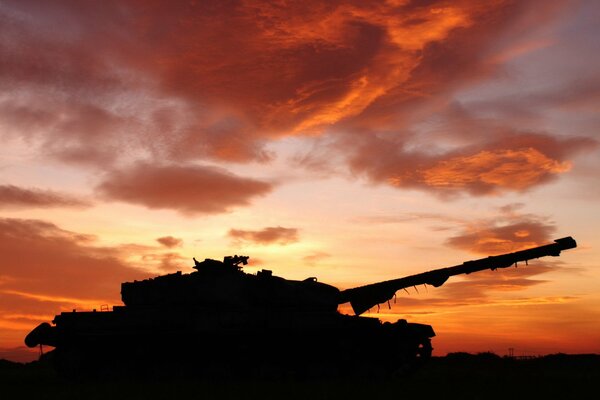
228,226 -> 299,245
418,148 -> 570,192
156,236 -> 182,248
141,252 -> 188,272
446,218 -> 555,255
0,218 -> 145,300
1,1 -> 571,163
0,218 -> 152,350
347,131 -> 591,196
2,290 -> 108,310
342,260 -> 571,316
0,185 -> 90,209
302,251 -> 331,266
0,0 -> 594,200
435,263 -> 558,302
97,163 -> 273,215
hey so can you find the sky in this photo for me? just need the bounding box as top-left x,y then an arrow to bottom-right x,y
0,0 -> 599,363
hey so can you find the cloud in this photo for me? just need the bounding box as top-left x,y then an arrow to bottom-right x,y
302,251 -> 331,266
0,217 -> 180,350
418,258 -> 585,308
341,259 -> 571,315
346,131 -> 592,196
0,2 -> 583,159
356,203 -> 563,257
96,163 -> 273,215
0,184 -> 91,209
228,226 -> 299,245
419,148 -> 568,191
353,205 -> 578,306
445,205 -> 556,254
354,212 -> 465,225
141,252 -> 188,272
0,0 -> 595,204
355,205 -> 560,248
156,236 -> 182,248
0,218 -> 145,300
446,220 -> 555,255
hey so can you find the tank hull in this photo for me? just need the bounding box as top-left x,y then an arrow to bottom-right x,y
28,307 -> 434,378
24,240 -> 577,378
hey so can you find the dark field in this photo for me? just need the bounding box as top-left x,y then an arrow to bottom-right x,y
2,353 -> 598,400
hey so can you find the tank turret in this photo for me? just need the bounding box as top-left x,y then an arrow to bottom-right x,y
121,255 -> 340,312
24,237 -> 577,378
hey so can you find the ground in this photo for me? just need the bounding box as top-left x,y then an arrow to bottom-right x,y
1,353 -> 598,400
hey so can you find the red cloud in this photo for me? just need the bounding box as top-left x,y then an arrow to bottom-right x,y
0,185 -> 90,209
156,236 -> 182,248
96,163 -> 273,215
0,0 -> 594,198
0,2 -> 562,151
228,226 -> 299,245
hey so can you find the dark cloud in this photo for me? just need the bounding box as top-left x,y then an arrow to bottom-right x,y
461,77 -> 600,123
96,163 -> 273,215
0,184 -> 90,209
156,236 -> 182,248
228,226 -> 299,245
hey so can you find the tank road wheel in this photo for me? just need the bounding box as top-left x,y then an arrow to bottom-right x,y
391,338 -> 433,377
416,338 -> 433,360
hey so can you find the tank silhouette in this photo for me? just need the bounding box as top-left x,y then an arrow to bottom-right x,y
25,237 -> 577,378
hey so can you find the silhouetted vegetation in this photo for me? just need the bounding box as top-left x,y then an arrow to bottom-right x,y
2,353 -> 598,400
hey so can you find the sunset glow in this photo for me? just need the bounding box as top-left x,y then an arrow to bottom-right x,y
1,0 -> 599,363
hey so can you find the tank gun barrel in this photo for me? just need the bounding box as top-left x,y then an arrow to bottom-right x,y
339,236 -> 577,316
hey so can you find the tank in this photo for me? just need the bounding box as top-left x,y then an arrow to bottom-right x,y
25,237 -> 577,378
